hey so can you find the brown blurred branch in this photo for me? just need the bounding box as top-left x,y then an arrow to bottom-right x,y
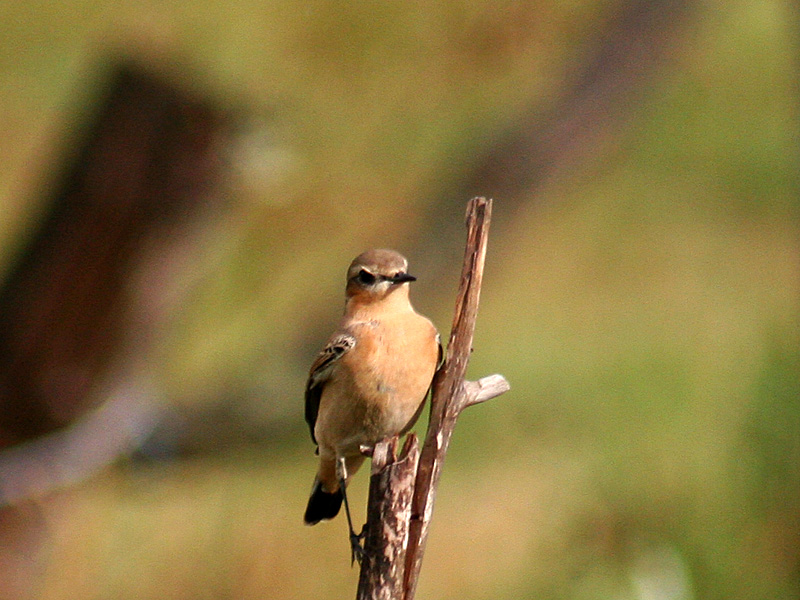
462,0 -> 693,201
415,0 -> 695,279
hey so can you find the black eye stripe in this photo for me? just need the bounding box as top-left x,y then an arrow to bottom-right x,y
357,269 -> 376,285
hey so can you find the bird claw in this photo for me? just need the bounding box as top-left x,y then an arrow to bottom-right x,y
350,525 -> 367,566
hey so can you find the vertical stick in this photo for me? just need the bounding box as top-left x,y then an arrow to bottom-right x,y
353,197 -> 509,600
402,197 -> 494,600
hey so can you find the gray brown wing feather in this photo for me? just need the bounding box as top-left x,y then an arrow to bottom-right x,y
304,332 -> 356,445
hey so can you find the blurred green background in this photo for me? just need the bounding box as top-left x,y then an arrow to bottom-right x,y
0,1 -> 798,599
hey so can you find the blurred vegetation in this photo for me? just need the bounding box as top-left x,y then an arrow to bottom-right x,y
0,1 -> 797,599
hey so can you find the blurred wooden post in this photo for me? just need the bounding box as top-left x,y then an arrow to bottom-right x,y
0,61 -> 227,450
354,197 -> 510,600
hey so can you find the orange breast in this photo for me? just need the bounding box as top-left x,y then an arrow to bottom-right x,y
315,314 -> 438,457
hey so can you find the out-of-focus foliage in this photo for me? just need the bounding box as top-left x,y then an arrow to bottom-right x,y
0,1 -> 797,599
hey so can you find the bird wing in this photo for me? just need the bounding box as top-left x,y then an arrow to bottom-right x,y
304,331 -> 356,445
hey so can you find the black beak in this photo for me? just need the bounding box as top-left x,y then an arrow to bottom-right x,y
390,273 -> 416,284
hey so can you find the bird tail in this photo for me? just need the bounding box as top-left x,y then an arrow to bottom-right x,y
304,477 -> 343,525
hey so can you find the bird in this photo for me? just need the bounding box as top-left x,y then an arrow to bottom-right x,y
303,249 -> 440,560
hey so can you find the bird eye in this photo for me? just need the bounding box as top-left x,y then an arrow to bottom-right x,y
357,269 -> 376,285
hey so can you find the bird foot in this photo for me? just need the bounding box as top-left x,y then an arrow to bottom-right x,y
350,525 -> 367,566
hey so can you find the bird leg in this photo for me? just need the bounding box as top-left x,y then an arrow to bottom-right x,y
337,456 -> 366,565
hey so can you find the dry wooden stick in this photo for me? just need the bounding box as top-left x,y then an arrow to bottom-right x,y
402,197 -> 510,599
354,197 -> 509,600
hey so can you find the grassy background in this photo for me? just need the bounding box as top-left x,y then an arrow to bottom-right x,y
0,1 -> 797,599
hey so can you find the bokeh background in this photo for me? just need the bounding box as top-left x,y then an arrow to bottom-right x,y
0,1 -> 798,599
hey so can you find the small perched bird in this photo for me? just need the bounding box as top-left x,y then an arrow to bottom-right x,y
303,249 -> 440,556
